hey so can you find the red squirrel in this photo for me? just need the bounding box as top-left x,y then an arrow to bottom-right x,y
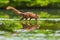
6,6 -> 39,21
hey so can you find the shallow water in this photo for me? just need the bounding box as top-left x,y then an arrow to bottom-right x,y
0,20 -> 60,40
0,9 -> 60,40
0,30 -> 60,40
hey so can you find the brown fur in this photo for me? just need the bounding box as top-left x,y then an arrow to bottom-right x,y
6,6 -> 39,21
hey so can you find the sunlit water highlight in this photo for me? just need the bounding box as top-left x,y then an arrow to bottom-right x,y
0,30 -> 60,40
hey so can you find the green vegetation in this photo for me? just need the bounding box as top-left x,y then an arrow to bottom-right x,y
0,0 -> 60,8
0,20 -> 22,32
0,20 -> 60,32
0,10 -> 60,18
40,20 -> 60,30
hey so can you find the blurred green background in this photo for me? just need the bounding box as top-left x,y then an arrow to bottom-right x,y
0,0 -> 60,31
0,0 -> 60,9
0,0 -> 60,39
0,0 -> 60,18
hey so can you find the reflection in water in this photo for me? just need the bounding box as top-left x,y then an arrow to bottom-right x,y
12,21 -> 40,36
20,21 -> 40,31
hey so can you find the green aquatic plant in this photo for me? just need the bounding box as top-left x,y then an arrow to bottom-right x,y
0,20 -> 22,31
39,11 -> 50,18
